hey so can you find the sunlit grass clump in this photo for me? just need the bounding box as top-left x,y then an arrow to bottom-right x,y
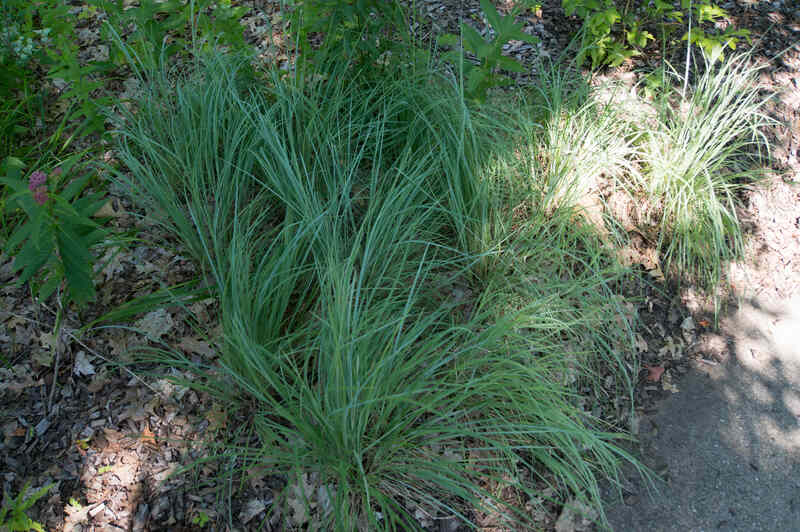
514,52 -> 771,290
635,54 -> 772,286
114,53 -> 647,530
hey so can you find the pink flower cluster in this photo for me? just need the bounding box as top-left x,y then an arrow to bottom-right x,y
28,171 -> 46,189
28,168 -> 60,206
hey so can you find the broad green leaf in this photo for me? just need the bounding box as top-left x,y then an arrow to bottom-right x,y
461,24 -> 492,60
29,208 -> 50,248
697,4 -> 726,23
56,227 -> 96,306
441,50 -> 465,67
60,172 -> 93,202
1,157 -> 25,174
82,227 -> 109,247
495,55 -> 526,73
513,31 -> 540,45
0,177 -> 27,195
16,239 -> 54,284
480,0 -> 503,32
39,273 -> 62,301
5,222 -> 33,254
466,68 -> 489,102
73,191 -> 108,217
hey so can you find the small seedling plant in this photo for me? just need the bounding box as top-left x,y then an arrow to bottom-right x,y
563,0 -> 750,67
0,482 -> 53,532
438,0 -> 540,104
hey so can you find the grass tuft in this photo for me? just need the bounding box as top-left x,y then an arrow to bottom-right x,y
635,53 -> 773,287
114,51 -> 652,530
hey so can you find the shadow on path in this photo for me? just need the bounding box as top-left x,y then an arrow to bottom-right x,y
605,296 -> 800,531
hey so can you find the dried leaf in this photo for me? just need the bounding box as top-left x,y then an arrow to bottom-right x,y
555,498 -> 597,532
113,461 -> 138,485
32,349 -> 54,368
93,198 -> 125,218
635,333 -> 648,353
662,370 -> 679,393
99,248 -> 126,281
73,350 -> 96,377
658,336 -> 684,360
63,500 -> 91,526
178,337 -> 217,358
648,265 -> 665,281
247,465 -> 269,491
87,369 -> 110,393
205,402 -> 228,432
139,424 -> 158,448
6,315 -> 26,329
135,309 -> 174,342
240,499 -> 267,524
286,473 -> 315,526
40,331 -> 59,351
645,365 -> 665,382
0,366 -> 43,394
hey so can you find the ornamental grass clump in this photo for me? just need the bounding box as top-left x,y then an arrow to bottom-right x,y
114,51 -> 648,530
636,52 -> 772,287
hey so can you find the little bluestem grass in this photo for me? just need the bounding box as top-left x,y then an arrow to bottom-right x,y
114,51 -> 650,530
636,52 -> 773,287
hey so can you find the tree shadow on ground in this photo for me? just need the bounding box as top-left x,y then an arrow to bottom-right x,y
603,294 -> 800,531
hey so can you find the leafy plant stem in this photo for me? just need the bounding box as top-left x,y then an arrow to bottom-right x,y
46,298 -> 63,415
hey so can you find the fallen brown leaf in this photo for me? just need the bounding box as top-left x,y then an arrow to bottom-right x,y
662,370 -> 680,393
93,197 -> 125,218
140,424 -> 158,449
87,369 -> 111,393
178,337 -> 217,358
635,334 -> 648,353
73,350 -> 96,377
645,365 -> 665,382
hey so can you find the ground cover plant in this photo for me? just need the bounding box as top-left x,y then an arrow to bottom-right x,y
437,0 -> 541,104
563,0 -> 750,67
0,0 -> 256,308
0,482 -> 53,532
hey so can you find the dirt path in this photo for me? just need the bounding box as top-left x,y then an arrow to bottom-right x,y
605,295 -> 800,531
595,1 -> 800,528
603,74 -> 800,532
